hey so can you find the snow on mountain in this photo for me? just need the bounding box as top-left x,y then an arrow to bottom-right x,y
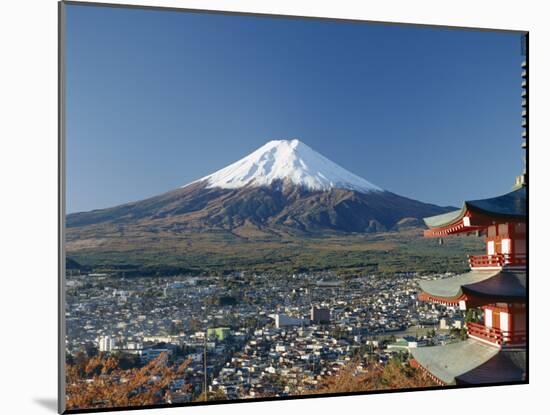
186,139 -> 383,193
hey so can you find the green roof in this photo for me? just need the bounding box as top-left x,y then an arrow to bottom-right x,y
455,349 -> 526,384
411,340 -> 499,384
423,208 -> 464,229
419,271 -> 500,299
411,340 -> 525,385
419,271 -> 526,300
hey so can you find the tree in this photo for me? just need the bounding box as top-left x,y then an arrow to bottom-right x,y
66,353 -> 191,410
314,357 -> 437,394
465,308 -> 481,323
194,389 -> 228,402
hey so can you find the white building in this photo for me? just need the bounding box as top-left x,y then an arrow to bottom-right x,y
270,313 -> 308,329
440,318 -> 465,330
98,335 -> 116,352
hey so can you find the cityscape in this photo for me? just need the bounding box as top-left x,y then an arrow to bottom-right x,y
66,270 -> 463,404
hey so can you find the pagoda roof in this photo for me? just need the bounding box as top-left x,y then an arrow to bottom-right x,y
424,187 -> 526,231
411,339 -> 525,385
455,349 -> 526,384
424,209 -> 464,230
418,271 -> 526,305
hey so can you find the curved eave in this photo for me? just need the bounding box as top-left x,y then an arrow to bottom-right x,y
423,188 -> 526,237
418,271 -> 526,305
410,340 -> 500,385
423,206 -> 486,237
424,222 -> 485,238
418,271 -> 500,300
461,271 -> 526,301
423,208 -> 465,230
411,340 -> 525,385
465,187 -> 526,219
455,349 -> 526,384
417,292 -> 465,307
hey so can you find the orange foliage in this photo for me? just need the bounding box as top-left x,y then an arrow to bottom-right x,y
66,353 -> 190,410
315,358 -> 438,394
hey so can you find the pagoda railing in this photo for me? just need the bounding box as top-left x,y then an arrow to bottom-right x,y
468,253 -> 527,268
467,322 -> 526,347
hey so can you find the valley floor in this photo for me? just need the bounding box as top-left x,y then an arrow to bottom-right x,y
66,229 -> 484,276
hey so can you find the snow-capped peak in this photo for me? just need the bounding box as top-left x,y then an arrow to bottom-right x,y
185,139 -> 383,193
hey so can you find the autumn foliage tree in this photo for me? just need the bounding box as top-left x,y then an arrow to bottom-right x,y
315,358 -> 437,394
193,389 -> 228,402
66,353 -> 190,410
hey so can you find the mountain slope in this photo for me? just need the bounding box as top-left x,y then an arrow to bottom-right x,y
67,139 -> 452,235
67,181 -> 448,234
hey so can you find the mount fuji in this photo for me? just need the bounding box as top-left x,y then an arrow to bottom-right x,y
67,139 -> 452,234
189,139 -> 382,193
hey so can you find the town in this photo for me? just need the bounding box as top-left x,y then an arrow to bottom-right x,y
65,271 -> 467,402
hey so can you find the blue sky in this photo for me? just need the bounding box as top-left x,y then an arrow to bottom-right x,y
65,4 -> 524,213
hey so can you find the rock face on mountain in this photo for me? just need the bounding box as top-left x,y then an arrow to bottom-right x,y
67,139 -> 452,235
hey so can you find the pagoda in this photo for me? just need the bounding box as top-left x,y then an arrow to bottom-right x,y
410,50 -> 527,386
